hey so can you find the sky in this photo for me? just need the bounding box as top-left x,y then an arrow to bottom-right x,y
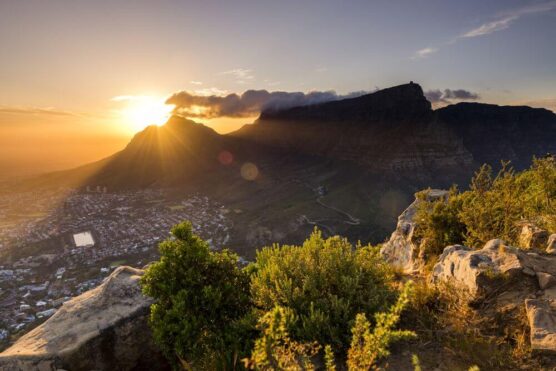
1,0 -> 556,178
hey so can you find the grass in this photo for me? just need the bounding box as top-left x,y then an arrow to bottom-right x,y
400,279 -> 540,370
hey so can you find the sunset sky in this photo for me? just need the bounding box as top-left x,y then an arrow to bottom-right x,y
1,0 -> 556,178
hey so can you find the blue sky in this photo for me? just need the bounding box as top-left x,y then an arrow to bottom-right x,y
1,0 -> 555,131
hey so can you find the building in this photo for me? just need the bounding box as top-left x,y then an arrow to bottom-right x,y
73,231 -> 95,248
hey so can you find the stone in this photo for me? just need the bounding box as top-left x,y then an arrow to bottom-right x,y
523,267 -> 536,277
547,234 -> 556,255
519,223 -> 549,250
537,272 -> 556,290
380,189 -> 448,273
432,239 -> 524,296
0,266 -> 169,371
525,299 -> 556,353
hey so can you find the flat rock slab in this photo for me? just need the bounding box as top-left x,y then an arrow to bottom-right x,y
0,266 -> 168,370
525,299 -> 556,353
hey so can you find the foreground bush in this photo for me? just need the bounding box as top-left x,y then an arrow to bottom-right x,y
250,229 -> 395,351
245,282 -> 415,370
415,157 -> 556,253
141,222 -> 252,369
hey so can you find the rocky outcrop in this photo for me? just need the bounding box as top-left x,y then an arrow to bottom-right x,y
380,189 -> 448,273
431,239 -> 556,352
526,299 -> 556,353
431,239 -> 525,296
0,266 -> 168,371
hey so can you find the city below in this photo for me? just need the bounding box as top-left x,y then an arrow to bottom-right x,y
0,187 -> 233,344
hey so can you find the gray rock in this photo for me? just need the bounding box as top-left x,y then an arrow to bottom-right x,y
525,299 -> 556,353
432,239 -> 523,296
537,272 -> 556,290
523,267 -> 536,277
0,266 -> 168,371
380,189 -> 448,273
547,234 -> 556,255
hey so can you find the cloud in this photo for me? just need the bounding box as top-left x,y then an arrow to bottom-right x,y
0,106 -> 78,117
464,1 -> 556,38
425,89 -> 480,104
166,89 -> 370,119
315,66 -> 328,73
462,16 -> 518,38
220,68 -> 255,84
413,1 -> 556,58
189,80 -> 203,85
412,47 -> 437,59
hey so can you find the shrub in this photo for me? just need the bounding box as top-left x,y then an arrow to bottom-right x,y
141,222 -> 253,369
414,157 -> 556,252
250,228 -> 395,351
414,186 -> 467,258
244,306 -> 320,370
346,282 -> 416,370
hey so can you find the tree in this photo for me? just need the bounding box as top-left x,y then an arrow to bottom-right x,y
141,221 -> 253,369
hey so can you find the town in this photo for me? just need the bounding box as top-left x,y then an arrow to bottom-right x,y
0,187 -> 232,347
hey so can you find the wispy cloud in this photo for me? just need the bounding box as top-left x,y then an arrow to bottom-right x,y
0,106 -> 78,117
412,1 -> 556,58
462,16 -> 518,38
189,80 -> 203,85
412,47 -> 438,59
220,68 -> 255,84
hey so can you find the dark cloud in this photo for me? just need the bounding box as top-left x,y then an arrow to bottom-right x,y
166,89 -> 370,119
424,89 -> 480,104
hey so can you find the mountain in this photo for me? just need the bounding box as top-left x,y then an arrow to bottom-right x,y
5,82 -> 556,252
233,82 -> 556,176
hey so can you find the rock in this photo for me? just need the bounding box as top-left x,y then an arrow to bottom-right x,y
519,223 -> 549,249
380,189 -> 449,273
547,234 -> 556,254
432,239 -> 524,296
537,272 -> 556,290
525,299 -> 556,353
523,267 -> 536,277
0,266 -> 168,371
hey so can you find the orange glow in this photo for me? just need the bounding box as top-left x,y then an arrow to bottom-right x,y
118,96 -> 174,132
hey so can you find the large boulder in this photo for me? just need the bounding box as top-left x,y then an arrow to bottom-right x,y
431,239 -> 525,296
525,299 -> 556,353
380,189 -> 448,273
0,266 -> 168,371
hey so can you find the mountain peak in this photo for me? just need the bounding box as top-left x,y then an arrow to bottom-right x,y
259,82 -> 432,123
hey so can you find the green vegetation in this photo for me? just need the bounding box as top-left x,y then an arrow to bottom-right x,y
142,224 -> 413,370
250,229 -> 395,350
141,222 -> 253,369
415,157 -> 556,254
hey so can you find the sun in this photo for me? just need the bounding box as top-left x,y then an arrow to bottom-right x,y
119,96 -> 174,132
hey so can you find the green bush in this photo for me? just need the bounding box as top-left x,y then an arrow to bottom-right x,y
250,229 -> 395,351
414,157 -> 556,251
141,222 -> 253,369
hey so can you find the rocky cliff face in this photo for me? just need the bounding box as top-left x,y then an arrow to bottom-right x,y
233,83 -> 556,177
0,266 -> 168,371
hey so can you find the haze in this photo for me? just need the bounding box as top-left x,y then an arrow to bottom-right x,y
1,0 -> 556,178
